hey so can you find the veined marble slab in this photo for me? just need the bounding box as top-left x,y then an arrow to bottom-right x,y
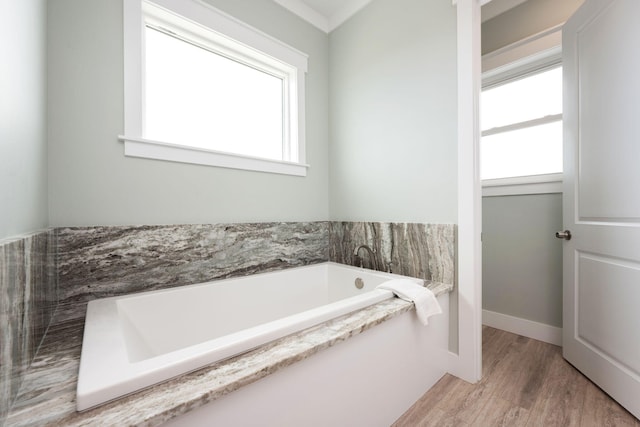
56,222 -> 329,320
55,221 -> 454,323
0,230 -> 57,425
329,222 -> 455,286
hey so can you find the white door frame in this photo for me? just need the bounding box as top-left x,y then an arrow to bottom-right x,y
451,0 -> 483,383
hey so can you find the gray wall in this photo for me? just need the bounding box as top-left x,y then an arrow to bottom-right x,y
0,0 -> 49,240
482,0 -> 583,54
328,0 -> 458,223
47,0 -> 329,227
328,0 -> 458,351
482,193 -> 563,327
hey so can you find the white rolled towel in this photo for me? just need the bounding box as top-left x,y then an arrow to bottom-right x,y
376,279 -> 442,326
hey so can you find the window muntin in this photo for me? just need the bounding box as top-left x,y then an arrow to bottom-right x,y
481,66 -> 563,181
121,0 -> 308,176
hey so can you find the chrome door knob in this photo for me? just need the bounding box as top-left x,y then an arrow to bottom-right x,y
556,230 -> 572,240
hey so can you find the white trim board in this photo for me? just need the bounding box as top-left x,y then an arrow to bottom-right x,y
451,0 -> 483,384
483,309 -> 562,346
120,136 -> 309,176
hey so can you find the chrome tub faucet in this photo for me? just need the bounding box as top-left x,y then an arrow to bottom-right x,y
353,244 -> 378,271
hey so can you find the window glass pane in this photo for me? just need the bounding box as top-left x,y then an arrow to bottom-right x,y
144,27 -> 284,161
482,67 -> 562,131
481,121 -> 563,180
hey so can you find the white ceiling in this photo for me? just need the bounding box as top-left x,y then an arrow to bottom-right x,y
274,0 -> 527,33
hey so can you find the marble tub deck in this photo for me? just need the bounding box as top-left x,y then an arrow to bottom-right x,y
5,281 -> 452,426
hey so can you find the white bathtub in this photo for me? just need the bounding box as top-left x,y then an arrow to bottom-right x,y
76,262 -> 431,411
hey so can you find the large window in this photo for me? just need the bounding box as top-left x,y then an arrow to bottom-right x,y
481,66 -> 563,181
144,26 -> 285,161
121,0 -> 309,176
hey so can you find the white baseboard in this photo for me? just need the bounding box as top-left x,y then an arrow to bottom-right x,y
482,310 -> 562,346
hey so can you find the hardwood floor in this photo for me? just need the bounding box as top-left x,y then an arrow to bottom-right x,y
393,326 -> 639,427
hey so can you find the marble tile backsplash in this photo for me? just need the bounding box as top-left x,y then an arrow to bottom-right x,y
56,222 -> 330,321
54,221 -> 455,322
0,230 -> 57,424
329,222 -> 455,285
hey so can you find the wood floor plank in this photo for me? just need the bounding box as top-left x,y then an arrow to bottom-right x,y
480,325 -> 520,381
492,336 -> 556,409
524,348 -> 587,427
580,379 -> 639,427
393,374 -> 490,426
470,396 -> 530,427
444,381 -> 496,424
393,408 -> 469,427
394,327 -> 640,427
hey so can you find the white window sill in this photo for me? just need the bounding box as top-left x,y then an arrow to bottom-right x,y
119,136 -> 309,177
482,173 -> 562,197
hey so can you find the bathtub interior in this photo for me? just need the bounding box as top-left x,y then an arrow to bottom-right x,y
118,268 -> 328,362
117,263 -> 407,362
77,262 -> 421,411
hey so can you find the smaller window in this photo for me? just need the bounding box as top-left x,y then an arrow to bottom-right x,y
121,0 -> 309,176
481,66 -> 563,181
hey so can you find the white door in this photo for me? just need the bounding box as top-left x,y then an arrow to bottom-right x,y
562,0 -> 640,419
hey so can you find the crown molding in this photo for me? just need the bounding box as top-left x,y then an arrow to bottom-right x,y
273,0 -> 329,32
274,0 -> 373,33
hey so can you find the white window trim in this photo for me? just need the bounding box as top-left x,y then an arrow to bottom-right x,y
123,136 -> 310,176
482,173 -> 563,197
481,25 -> 563,195
482,25 -> 562,87
121,0 -> 309,176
